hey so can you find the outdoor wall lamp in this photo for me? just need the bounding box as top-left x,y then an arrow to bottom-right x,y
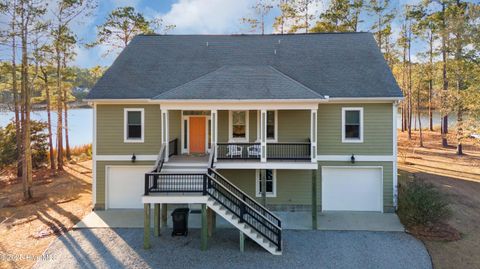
350,154 -> 355,164
131,153 -> 136,163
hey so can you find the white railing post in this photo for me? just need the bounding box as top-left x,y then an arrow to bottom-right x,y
161,109 -> 169,162
261,109 -> 267,162
310,109 -> 318,163
211,109 -> 218,162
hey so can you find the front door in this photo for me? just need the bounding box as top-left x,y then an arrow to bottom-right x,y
189,117 -> 206,154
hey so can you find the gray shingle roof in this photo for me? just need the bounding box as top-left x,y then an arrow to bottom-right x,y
153,65 -> 322,100
87,33 -> 402,100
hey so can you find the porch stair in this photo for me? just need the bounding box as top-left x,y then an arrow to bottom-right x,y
146,146 -> 282,255
206,196 -> 282,255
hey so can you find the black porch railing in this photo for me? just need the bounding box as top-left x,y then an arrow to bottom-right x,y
143,167 -> 282,251
267,142 -> 311,160
217,143 -> 261,160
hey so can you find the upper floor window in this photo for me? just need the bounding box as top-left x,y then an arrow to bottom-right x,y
267,110 -> 277,141
256,169 -> 276,197
229,110 -> 249,142
124,108 -> 144,143
342,107 -> 363,143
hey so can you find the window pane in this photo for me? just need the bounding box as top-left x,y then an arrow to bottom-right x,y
267,111 -> 275,139
128,111 -> 141,125
345,110 -> 360,125
345,125 -> 360,139
183,120 -> 188,149
232,111 -> 245,125
233,125 -> 245,138
128,125 -> 142,138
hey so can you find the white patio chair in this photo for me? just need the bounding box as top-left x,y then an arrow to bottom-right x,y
226,145 -> 243,158
247,145 -> 261,158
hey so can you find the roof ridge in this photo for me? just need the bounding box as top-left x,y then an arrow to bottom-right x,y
267,66 -> 324,98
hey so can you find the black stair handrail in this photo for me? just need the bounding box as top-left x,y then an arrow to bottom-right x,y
207,168 -> 281,227
205,174 -> 282,251
152,143 -> 166,173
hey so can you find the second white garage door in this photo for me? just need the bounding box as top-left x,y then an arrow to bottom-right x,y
106,166 -> 152,209
322,167 -> 383,212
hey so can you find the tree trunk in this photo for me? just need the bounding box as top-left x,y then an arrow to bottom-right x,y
418,88 -> 423,147
43,69 -> 56,174
441,2 -> 448,147
11,11 -> 22,178
456,110 -> 463,155
428,31 -> 434,131
407,26 -> 412,140
20,6 -> 32,200
56,45 -> 64,170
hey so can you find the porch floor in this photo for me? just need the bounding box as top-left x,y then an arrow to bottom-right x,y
74,210 -> 404,232
168,154 -> 209,164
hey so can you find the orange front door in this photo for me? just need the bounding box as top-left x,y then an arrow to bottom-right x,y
189,117 -> 206,154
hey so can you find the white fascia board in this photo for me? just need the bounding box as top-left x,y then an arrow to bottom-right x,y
326,97 -> 404,103
85,99 -> 152,104
96,155 -> 158,161
142,195 -> 208,204
317,155 -> 394,162
159,102 -> 320,110
215,162 -> 318,170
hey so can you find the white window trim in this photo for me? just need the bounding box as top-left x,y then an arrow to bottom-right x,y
124,108 -> 144,143
229,110 -> 249,142
256,110 -> 278,142
255,169 -> 277,198
341,107 -> 363,143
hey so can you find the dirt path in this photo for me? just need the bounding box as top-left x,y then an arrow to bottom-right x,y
398,130 -> 480,269
0,161 -> 92,269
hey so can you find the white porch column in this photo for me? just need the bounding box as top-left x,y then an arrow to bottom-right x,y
161,109 -> 169,162
310,109 -> 318,163
211,109 -> 218,162
260,109 -> 267,162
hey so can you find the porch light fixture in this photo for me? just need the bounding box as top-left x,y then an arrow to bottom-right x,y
131,153 -> 136,163
350,154 -> 355,164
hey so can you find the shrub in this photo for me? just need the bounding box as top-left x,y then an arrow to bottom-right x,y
0,120 -> 49,169
398,179 -> 451,226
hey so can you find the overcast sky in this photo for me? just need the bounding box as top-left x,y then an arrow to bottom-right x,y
31,0 -> 426,68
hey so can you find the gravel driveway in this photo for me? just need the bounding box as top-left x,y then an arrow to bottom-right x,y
34,228 -> 431,269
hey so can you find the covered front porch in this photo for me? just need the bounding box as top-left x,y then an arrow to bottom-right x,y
158,101 -> 319,167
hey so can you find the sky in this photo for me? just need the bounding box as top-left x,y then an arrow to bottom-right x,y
34,0 -> 425,68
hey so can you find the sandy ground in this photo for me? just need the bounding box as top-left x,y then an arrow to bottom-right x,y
0,161 -> 92,269
398,130 -> 480,269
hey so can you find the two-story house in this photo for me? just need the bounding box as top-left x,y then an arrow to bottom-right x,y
85,33 -> 402,255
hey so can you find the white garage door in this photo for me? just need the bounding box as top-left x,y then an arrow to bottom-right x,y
322,167 -> 383,212
106,166 -> 152,209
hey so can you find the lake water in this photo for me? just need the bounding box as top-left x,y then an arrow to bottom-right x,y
0,108 -> 459,147
0,108 -> 92,147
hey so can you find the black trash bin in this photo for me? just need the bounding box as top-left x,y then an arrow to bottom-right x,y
171,208 -> 190,236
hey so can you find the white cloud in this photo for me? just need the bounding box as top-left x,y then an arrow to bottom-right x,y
160,0 -> 257,34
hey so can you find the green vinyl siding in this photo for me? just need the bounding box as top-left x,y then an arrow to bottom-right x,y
94,161 -> 155,209
218,169 -> 316,205
169,110 -> 181,153
249,110 -> 257,142
96,105 -> 161,155
218,110 -> 228,142
218,161 -> 393,212
278,110 -> 310,142
217,110 -> 258,143
317,103 -> 393,155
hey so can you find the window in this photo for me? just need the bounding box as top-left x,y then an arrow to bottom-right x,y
124,108 -> 144,143
342,107 -> 363,143
267,110 -> 277,141
256,169 -> 276,197
229,110 -> 249,142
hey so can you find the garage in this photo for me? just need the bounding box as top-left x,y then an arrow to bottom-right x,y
322,167 -> 383,212
106,166 -> 152,209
